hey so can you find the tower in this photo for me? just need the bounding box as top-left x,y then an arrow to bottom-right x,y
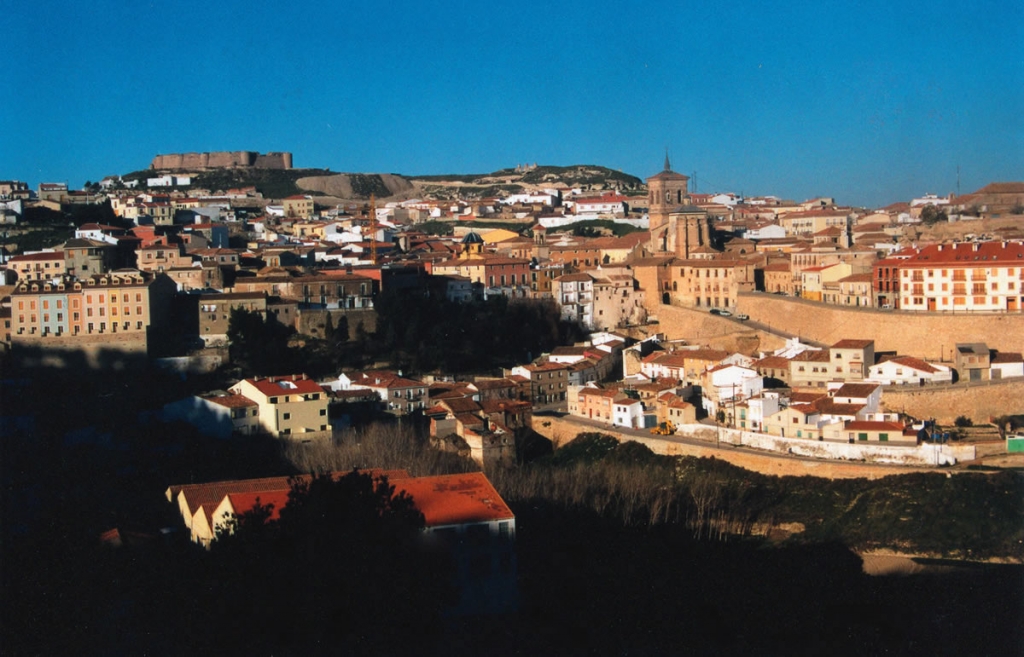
646,154 -> 690,234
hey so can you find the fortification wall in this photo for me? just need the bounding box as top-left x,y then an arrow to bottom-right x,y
649,294 -> 1023,360
881,379 -> 1024,424
736,293 -> 1024,359
151,151 -> 292,171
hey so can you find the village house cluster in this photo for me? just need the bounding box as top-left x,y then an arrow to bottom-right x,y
1,164 -> 1022,458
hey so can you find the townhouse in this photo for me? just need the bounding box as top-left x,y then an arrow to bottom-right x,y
10,271 -> 172,340
229,374 -> 330,437
789,340 -> 874,389
331,370 -> 429,414
506,362 -> 569,404
7,251 -> 66,281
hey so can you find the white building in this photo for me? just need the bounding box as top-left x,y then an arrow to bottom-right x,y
612,398 -> 645,430
867,356 -> 954,386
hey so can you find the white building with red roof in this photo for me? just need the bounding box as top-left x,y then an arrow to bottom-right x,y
867,356 -> 953,386
329,370 -> 429,414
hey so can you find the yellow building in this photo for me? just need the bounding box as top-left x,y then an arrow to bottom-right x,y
229,374 -> 330,437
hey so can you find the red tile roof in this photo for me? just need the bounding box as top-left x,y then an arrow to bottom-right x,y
394,473 -> 514,527
832,383 -> 880,398
832,339 -> 874,349
245,374 -> 325,397
204,393 -> 257,409
900,241 -> 1024,267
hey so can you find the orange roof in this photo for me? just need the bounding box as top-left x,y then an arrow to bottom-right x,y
226,490 -> 291,522
394,473 -> 514,527
900,241 -> 1024,267
204,393 -> 257,409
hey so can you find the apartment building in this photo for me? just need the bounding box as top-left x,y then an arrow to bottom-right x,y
894,241 -> 1024,313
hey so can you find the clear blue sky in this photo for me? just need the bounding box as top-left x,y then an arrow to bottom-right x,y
4,0 -> 1021,208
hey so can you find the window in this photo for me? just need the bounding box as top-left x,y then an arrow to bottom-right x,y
879,434 -> 889,442
858,433 -> 868,441
319,408 -> 327,416
282,413 -> 291,420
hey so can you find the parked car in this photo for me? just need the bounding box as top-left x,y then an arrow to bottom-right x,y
736,313 -> 750,321
717,309 -> 732,317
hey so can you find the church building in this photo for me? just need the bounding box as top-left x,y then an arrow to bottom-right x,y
647,155 -> 715,258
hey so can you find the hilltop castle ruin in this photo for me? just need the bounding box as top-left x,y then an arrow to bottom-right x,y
150,151 -> 292,171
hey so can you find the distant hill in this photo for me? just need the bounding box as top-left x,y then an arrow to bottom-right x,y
125,163 -> 645,202
407,165 -> 645,201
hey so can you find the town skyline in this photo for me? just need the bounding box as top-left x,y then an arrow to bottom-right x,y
5,0 -> 1021,208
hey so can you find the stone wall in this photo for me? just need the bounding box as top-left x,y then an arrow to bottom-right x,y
150,151 -> 292,171
881,379 -> 1024,424
533,415 -> 948,480
295,308 -> 378,341
732,293 -> 1024,360
12,333 -> 148,369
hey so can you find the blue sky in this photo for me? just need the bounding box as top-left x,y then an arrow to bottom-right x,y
4,0 -> 1021,208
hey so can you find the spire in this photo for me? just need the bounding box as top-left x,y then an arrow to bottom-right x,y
664,149 -> 671,172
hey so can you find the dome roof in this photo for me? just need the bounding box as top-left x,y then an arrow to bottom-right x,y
461,231 -> 484,244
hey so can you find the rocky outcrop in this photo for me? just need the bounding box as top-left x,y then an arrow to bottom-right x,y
295,173 -> 415,200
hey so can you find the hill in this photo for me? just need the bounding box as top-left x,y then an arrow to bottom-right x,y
127,163 -> 646,202
407,164 -> 645,201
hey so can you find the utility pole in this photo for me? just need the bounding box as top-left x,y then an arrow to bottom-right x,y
369,194 -> 377,265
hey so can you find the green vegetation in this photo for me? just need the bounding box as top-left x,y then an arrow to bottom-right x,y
461,219 -> 531,230
122,167 -> 336,198
520,164 -> 643,189
491,433 -> 1024,559
417,220 -> 454,236
920,204 -> 949,225
560,218 -> 644,237
419,184 -> 525,199
226,307 -> 296,374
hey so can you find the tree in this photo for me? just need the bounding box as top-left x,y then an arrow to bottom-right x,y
210,471 -> 453,654
226,307 -> 293,374
920,205 -> 948,226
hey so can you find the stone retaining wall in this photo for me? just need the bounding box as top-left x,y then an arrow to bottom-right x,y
534,415 -> 954,480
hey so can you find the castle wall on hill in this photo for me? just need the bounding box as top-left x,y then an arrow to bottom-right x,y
150,151 -> 292,171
